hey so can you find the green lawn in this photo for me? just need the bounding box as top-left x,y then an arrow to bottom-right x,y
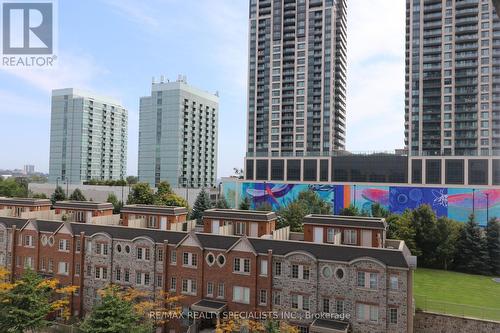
414,268 -> 500,321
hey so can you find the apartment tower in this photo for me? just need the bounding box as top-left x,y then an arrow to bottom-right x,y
245,0 -> 347,181
138,76 -> 219,188
405,0 -> 500,157
48,89 -> 128,184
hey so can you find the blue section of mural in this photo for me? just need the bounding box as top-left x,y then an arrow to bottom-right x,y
222,180 -> 500,225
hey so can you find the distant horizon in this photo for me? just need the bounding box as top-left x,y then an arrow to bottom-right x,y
0,0 -> 405,177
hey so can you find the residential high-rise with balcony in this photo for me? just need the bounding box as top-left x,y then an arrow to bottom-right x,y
405,0 -> 500,157
138,76 -> 218,188
245,0 -> 347,180
48,88 -> 128,184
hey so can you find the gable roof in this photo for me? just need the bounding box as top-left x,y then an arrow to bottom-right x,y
203,209 -> 277,221
303,214 -> 387,230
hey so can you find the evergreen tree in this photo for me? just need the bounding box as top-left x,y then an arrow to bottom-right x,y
486,217 -> 500,275
191,188 -> 212,222
127,183 -> 154,205
215,195 -> 230,209
371,203 -> 390,218
277,190 -> 331,232
69,188 -> 86,201
50,186 -> 66,205
339,205 -> 363,216
256,202 -> 273,211
238,196 -> 251,210
106,193 -> 123,214
454,215 -> 491,275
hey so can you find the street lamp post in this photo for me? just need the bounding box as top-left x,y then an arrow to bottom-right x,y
472,189 -> 476,216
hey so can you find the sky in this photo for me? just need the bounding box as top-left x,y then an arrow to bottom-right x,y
0,0 -> 406,177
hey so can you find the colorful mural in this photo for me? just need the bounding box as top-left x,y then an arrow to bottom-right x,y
222,180 -> 500,225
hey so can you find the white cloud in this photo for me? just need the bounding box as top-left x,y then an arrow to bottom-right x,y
0,89 -> 48,118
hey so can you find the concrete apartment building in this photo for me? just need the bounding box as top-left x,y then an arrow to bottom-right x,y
0,215 -> 415,333
138,76 -> 218,188
405,0 -> 500,173
48,88 -> 128,184
245,0 -> 348,181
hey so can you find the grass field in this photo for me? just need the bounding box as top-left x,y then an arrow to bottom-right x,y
414,268 -> 500,321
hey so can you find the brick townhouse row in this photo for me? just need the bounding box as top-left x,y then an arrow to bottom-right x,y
0,216 -> 415,333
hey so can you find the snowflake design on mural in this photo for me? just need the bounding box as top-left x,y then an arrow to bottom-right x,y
432,189 -> 448,207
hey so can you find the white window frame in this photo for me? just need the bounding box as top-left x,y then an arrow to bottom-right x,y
58,261 -> 69,275
260,259 -> 268,276
182,252 -> 197,267
259,289 -> 267,305
291,264 -> 310,280
58,239 -> 70,252
233,258 -> 250,274
344,229 -> 357,244
232,286 -> 250,304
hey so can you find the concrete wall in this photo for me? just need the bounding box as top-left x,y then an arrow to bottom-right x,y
414,311 -> 500,333
28,183 -> 209,207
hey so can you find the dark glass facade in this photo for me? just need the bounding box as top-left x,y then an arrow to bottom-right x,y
246,159 -> 254,180
271,160 -> 284,181
320,159 -> 329,181
445,159 -> 464,185
468,159 -> 488,185
303,160 -> 317,182
287,160 -> 301,181
256,160 -> 269,180
494,160 -> 500,185
411,159 -> 422,184
425,159 -> 442,184
331,155 -> 408,183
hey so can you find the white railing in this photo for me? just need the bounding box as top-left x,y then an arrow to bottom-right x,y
20,210 -> 62,220
128,217 -> 146,228
272,226 -> 290,240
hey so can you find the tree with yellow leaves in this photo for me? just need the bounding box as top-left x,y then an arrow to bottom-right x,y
215,317 -> 299,333
0,267 -> 78,333
80,284 -> 183,333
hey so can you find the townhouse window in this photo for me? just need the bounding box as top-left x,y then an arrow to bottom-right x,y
96,243 -> 108,255
217,282 -> 225,298
390,275 -> 399,290
327,228 -> 334,243
95,267 -> 107,280
291,294 -> 309,310
86,240 -> 92,252
40,257 -> 46,271
273,291 -> 281,306
182,253 -> 197,267
232,286 -> 250,304
235,222 -> 246,235
75,263 -> 80,276
291,264 -> 309,280
137,247 -> 151,261
233,258 -> 250,274
15,256 -> 20,267
115,268 -> 121,281
24,256 -> 33,269
389,308 -> 398,324
86,265 -> 91,277
0,230 -> 4,243
58,262 -> 69,275
156,274 -> 163,288
181,279 -> 197,295
48,258 -> 54,272
18,234 -> 22,246
170,277 -> 177,291
322,298 -> 330,313
124,269 -> 130,282
260,259 -> 268,276
259,290 -> 267,305
75,239 -> 81,252
344,230 -> 357,244
274,262 -> 282,276
24,235 -> 33,247
58,239 -> 70,251
207,282 -> 214,297
357,271 -> 378,289
170,250 -> 177,264
136,272 -> 150,286
336,300 -> 345,314
157,248 -> 163,262
357,303 -> 379,323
